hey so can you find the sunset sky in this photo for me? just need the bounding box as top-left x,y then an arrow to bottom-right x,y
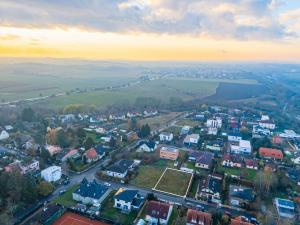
0,0 -> 300,61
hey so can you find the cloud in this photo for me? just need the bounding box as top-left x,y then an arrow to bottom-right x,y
0,0 -> 297,40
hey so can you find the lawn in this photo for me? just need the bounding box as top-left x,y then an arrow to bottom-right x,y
130,165 -> 165,189
101,192 -> 137,225
52,184 -> 79,207
175,119 -> 199,127
85,131 -> 103,143
154,168 -> 193,196
219,167 -> 257,182
138,112 -> 182,130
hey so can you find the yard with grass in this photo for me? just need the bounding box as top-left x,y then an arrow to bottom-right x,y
154,168 -> 193,196
130,165 -> 165,189
101,193 -> 138,225
52,184 -> 79,207
175,119 -> 200,127
219,167 -> 257,182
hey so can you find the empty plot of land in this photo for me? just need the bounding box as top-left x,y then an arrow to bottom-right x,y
53,212 -> 110,225
154,168 -> 193,197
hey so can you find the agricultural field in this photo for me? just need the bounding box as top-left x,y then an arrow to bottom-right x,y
154,168 -> 193,196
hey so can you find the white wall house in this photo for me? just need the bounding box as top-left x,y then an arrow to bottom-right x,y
228,133 -> 242,142
230,140 -> 252,155
41,166 -> 61,182
159,132 -> 173,142
206,117 -> 222,128
0,130 -> 9,141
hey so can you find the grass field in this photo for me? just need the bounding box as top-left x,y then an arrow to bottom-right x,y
175,119 -> 200,127
154,168 -> 193,196
130,165 -> 165,189
52,184 -> 79,207
218,167 -> 257,182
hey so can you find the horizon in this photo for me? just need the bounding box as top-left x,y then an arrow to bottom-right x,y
1,0 -> 300,62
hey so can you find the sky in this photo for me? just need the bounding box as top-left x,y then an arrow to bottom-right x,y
0,0 -> 300,62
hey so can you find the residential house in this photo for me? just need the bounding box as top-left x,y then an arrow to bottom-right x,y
159,132 -> 174,142
5,160 -> 39,174
184,134 -> 200,146
160,146 -> 179,161
73,178 -> 111,206
197,174 -> 222,203
229,185 -> 255,208
41,166 -> 61,182
126,131 -> 139,142
181,126 -> 191,135
83,147 -> 99,163
279,130 -> 300,138
61,149 -> 80,162
113,188 -> 144,213
145,201 -> 173,225
230,216 -> 253,225
252,125 -> 271,138
206,117 -> 222,128
259,115 -> 275,130
106,159 -> 135,178
46,145 -> 62,156
95,145 -> 109,159
222,154 -> 243,168
206,140 -> 223,152
244,159 -> 258,170
189,151 -> 214,170
186,209 -> 212,225
0,130 -> 9,141
272,136 -> 284,145
259,147 -> 283,160
230,140 -> 252,155
137,140 -> 157,152
228,132 -> 242,142
207,127 -> 218,135
274,198 -> 295,219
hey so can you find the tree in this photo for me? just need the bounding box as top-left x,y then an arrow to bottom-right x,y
139,124 -> 151,138
84,137 -> 95,150
37,181 -> 54,196
21,107 -> 35,122
255,170 -> 278,198
56,129 -> 69,148
128,118 -> 138,130
22,177 -> 38,203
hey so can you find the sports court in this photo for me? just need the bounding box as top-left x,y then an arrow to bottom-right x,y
53,212 -> 110,225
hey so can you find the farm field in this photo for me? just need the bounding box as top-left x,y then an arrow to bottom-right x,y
154,168 -> 193,196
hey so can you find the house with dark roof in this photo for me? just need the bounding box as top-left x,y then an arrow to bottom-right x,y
95,145 -> 111,159
145,201 -> 173,225
189,151 -> 214,169
186,209 -> 212,225
72,178 -> 111,206
106,159 -> 135,178
113,188 -> 144,213
229,185 -> 255,208
137,140 -> 157,152
197,174 -> 223,203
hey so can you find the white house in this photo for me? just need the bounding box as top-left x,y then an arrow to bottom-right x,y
206,117 -> 222,128
230,140 -> 252,155
106,160 -> 135,179
0,130 -> 9,141
259,115 -> 275,130
228,133 -> 242,142
145,201 -> 173,225
159,132 -> 173,142
137,141 -> 157,152
183,134 -> 200,145
207,127 -> 218,135
41,166 -> 62,182
113,188 -> 144,213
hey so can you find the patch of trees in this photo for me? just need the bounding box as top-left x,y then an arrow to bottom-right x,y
138,124 -> 151,138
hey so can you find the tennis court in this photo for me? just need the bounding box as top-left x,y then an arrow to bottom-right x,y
53,212 -> 110,225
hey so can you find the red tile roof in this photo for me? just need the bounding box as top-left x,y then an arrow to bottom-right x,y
146,201 -> 171,220
85,148 -> 98,159
259,147 -> 283,160
230,217 -> 252,225
187,209 -> 212,225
